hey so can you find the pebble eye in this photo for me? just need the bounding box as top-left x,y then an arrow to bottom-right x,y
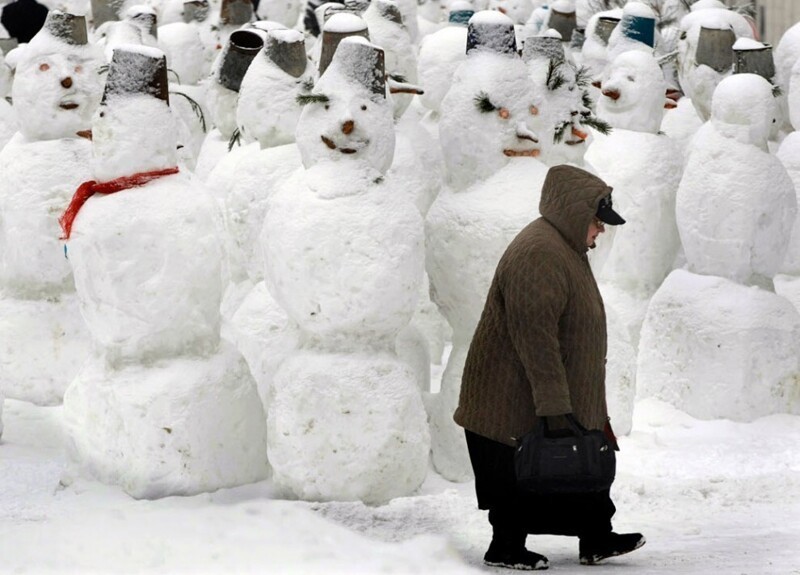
99,111 -> 105,117
361,104 -> 367,111
39,62 -> 50,72
530,105 -> 539,116
498,107 -> 510,119
324,104 -> 330,110
75,65 -> 83,73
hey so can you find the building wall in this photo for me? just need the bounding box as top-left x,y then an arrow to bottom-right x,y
753,0 -> 800,45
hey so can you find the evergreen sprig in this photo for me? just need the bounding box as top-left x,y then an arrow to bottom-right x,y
546,59 -> 567,92
388,73 -> 408,84
553,120 -> 570,143
574,65 -> 591,88
170,90 -> 207,132
581,115 -> 612,135
474,91 -> 497,113
296,93 -> 330,106
301,77 -> 315,93
228,127 -> 242,152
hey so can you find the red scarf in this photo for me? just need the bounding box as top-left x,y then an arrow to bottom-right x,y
59,167 -> 180,240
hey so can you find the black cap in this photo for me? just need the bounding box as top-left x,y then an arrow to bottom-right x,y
596,193 -> 625,225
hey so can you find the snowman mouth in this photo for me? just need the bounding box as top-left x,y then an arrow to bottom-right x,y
321,135 -> 367,155
59,101 -> 79,110
565,139 -> 585,146
503,148 -> 540,157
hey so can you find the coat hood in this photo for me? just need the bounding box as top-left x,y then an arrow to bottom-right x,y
539,164 -> 613,254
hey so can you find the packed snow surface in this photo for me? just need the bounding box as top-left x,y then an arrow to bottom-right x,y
2,393 -> 799,573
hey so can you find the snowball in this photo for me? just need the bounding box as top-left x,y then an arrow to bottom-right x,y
323,12 -> 368,33
597,50 -> 667,133
551,0 -> 574,14
637,269 -> 800,421
775,132 -> 800,275
158,22 -> 210,85
621,0 -> 654,19
268,350 -> 430,503
262,165 -> 423,340
92,95 -> 177,182
468,9 -> 513,26
67,173 -> 225,364
295,42 -> 395,175
439,51 -> 539,190
733,37 -> 765,51
270,28 -> 304,43
11,45 -> 103,141
0,294 -> 90,405
586,129 -> 683,296
63,342 -> 269,498
417,26 -> 468,113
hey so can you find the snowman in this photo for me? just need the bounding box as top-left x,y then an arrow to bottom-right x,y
217,28 -> 313,404
637,73 -> 800,422
0,12 -> 102,405
195,28 -> 265,179
580,8 -> 621,83
260,37 -> 430,503
425,11 -> 549,481
676,4 -> 754,122
588,48 -> 682,307
775,57 -> 800,311
60,45 -> 268,498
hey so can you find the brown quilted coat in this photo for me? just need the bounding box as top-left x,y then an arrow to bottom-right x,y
453,165 -> 613,446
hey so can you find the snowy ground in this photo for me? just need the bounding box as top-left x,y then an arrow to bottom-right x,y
2,394 -> 800,574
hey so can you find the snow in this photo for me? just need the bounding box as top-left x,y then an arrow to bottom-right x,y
637,270 -> 800,421
468,9 -> 511,26
324,12 -> 369,33
2,392 -> 800,573
734,37 -> 766,51
417,26 -> 468,113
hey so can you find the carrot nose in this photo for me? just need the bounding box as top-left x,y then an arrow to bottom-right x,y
602,88 -> 620,101
571,126 -> 589,140
61,77 -> 73,89
342,120 -> 354,135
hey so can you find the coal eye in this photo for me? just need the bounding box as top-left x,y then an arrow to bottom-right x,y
324,104 -> 330,110
39,62 -> 50,71
361,104 -> 367,111
99,111 -> 105,117
627,75 -> 634,82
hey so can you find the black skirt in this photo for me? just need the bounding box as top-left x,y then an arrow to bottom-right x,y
465,429 -> 615,537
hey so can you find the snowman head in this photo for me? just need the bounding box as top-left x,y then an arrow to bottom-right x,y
710,73 -> 776,148
439,12 -> 540,188
91,45 -> 178,181
524,31 -> 596,166
11,12 -> 103,141
237,29 -> 313,148
598,50 -> 667,134
295,37 -> 395,175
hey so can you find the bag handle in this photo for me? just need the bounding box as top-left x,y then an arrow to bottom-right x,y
536,413 -> 588,437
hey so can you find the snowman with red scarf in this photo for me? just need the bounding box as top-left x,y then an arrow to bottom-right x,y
60,45 -> 268,498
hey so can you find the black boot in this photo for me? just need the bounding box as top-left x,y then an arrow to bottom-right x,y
579,532 -> 646,565
483,531 -> 549,571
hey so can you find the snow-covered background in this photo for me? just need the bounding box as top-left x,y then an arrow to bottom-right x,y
3,0 -> 800,572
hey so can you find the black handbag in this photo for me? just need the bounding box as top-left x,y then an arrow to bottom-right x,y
514,414 -> 616,494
